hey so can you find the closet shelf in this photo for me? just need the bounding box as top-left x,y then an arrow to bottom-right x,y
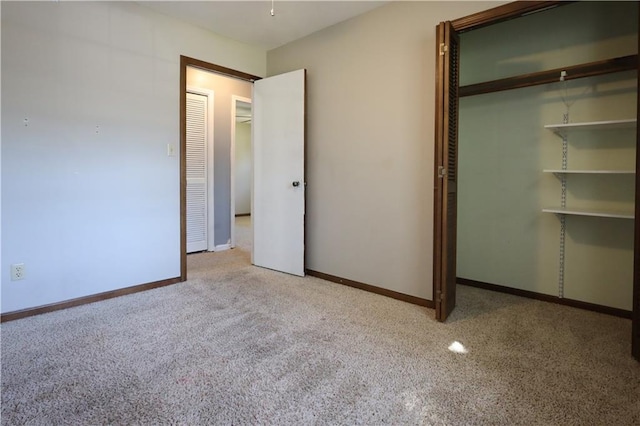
545,119 -> 637,138
543,169 -> 635,174
542,207 -> 634,219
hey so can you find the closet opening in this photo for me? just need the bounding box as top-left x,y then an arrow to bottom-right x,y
433,1 -> 640,360
179,56 -> 259,279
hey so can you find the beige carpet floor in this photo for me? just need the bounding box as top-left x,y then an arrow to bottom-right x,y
1,217 -> 639,424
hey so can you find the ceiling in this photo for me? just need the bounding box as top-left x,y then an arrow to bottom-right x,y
140,1 -> 390,50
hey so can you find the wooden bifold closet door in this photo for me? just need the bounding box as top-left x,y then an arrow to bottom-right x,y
633,21 -> 640,361
433,21 -> 460,322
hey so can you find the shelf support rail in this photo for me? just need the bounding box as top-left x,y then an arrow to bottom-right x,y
559,215 -> 566,298
557,109 -> 569,298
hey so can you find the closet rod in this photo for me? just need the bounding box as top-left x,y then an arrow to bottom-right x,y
459,54 -> 638,97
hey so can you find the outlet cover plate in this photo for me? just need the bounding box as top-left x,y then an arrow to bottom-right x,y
11,263 -> 25,281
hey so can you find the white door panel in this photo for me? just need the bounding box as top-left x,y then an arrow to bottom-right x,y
252,69 -> 306,276
186,92 -> 208,253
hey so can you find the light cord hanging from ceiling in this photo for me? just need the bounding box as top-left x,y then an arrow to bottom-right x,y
271,0 -> 275,16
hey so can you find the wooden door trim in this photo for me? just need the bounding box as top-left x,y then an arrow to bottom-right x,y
451,1 -> 570,33
633,22 -> 640,361
179,56 -> 261,280
303,70 -> 308,274
184,57 -> 262,83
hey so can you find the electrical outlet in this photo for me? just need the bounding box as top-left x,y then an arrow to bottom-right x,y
11,263 -> 25,281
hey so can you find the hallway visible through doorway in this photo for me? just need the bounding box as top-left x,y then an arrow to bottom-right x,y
234,215 -> 252,253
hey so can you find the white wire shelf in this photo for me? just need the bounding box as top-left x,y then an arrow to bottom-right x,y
544,119 -> 637,138
542,207 -> 634,219
543,169 -> 635,174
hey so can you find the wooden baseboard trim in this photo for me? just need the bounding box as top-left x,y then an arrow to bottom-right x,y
1,276 -> 183,323
458,277 -> 632,319
307,269 -> 434,308
235,213 -> 251,217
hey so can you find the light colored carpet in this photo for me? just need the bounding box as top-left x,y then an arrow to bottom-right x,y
2,218 -> 639,424
234,215 -> 252,252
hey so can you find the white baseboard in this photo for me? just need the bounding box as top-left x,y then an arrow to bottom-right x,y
214,244 -> 231,252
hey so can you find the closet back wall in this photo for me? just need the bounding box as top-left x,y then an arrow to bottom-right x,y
235,122 -> 251,216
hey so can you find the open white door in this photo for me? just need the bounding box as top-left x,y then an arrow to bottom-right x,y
252,69 -> 306,276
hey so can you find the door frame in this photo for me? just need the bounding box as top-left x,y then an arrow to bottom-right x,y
186,86 -> 215,252
179,56 -> 260,280
230,95 -> 253,249
634,18 -> 640,360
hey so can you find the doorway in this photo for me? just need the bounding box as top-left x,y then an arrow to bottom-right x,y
179,57 -> 259,279
179,56 -> 307,281
231,97 -> 253,252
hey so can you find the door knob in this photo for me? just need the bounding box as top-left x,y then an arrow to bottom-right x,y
292,181 -> 300,187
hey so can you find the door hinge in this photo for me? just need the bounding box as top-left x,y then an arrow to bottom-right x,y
439,43 -> 448,56
438,166 -> 447,178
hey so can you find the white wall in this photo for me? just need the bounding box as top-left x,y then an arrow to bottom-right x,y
457,2 -> 638,310
267,1 -> 505,300
1,1 -> 265,313
235,122 -> 252,215
0,4 -> 3,288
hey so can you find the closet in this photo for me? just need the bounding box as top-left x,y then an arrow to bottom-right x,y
433,1 -> 639,360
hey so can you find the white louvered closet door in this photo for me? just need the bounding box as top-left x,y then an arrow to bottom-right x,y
186,92 -> 208,253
